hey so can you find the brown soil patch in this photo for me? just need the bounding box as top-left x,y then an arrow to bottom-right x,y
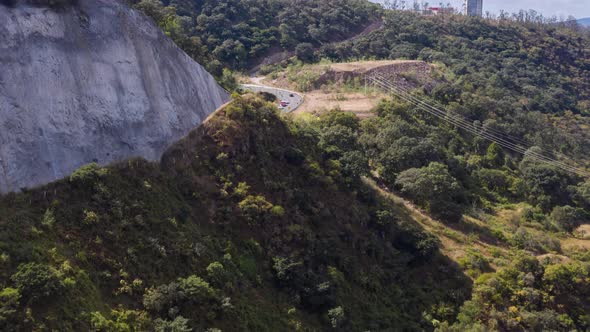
537,254 -> 571,264
263,60 -> 432,92
562,236 -> 590,250
575,224 -> 590,238
294,92 -> 386,118
327,60 -> 423,73
560,225 -> 590,251
256,60 -> 435,119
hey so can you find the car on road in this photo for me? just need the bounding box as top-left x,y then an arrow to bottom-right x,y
289,93 -> 295,97
280,100 -> 289,107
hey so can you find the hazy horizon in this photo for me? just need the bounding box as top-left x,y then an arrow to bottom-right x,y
370,0 -> 590,20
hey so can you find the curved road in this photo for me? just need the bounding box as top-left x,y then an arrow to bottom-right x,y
241,83 -> 303,113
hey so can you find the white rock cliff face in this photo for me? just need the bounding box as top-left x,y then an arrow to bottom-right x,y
0,0 -> 229,193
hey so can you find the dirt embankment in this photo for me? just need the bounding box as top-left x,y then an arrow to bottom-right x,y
364,61 -> 434,90
266,60 -> 433,92
262,60 -> 434,118
294,92 -> 382,119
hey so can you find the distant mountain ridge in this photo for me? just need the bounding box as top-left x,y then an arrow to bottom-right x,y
578,18 -> 590,26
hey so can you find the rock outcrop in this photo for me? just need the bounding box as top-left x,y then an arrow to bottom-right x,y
0,0 -> 229,193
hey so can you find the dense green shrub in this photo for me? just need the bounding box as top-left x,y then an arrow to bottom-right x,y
571,181 -> 590,210
178,275 -> 215,303
475,168 -> 511,195
238,195 -> 274,225
448,256 -> 590,331
70,163 -> 108,185
319,110 -> 360,131
153,316 -> 192,332
11,263 -> 63,301
143,282 -> 182,313
510,227 -> 561,253
550,206 -> 587,232
295,43 -> 315,62
206,262 -> 227,287
0,288 -> 20,330
327,306 -> 345,328
339,151 -> 369,178
143,275 -> 216,316
485,143 -> 505,168
519,151 -> 576,211
395,162 -> 464,222
218,68 -> 238,92
89,309 -> 151,332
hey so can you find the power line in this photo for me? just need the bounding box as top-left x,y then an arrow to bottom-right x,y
370,74 -> 547,156
370,74 -> 585,175
390,80 -> 531,147
367,73 -> 590,177
369,74 -> 587,176
386,75 -> 581,164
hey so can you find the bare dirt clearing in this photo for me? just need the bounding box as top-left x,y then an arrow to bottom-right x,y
294,91 -> 386,118
254,60 -> 433,117
262,60 -> 431,91
562,224 -> 590,250
326,60 -> 424,72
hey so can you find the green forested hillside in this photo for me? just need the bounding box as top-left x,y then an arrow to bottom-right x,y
135,0 -> 590,156
2,1 -> 590,331
248,8 -> 590,329
318,10 -> 590,155
1,94 -> 589,331
129,0 -> 381,74
0,95 -> 474,331
359,99 -> 590,331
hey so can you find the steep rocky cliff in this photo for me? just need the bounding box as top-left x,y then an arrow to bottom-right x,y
0,0 -> 229,193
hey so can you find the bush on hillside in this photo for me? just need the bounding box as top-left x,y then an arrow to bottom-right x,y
295,43 -> 315,62
238,195 -> 275,225
550,206 -> 587,232
70,163 -> 108,186
395,162 -> 464,223
153,316 -> 191,332
143,282 -> 182,313
0,287 -> 20,330
11,263 -> 63,300
179,275 -> 216,303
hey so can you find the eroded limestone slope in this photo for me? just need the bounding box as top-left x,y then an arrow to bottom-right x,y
0,0 -> 229,193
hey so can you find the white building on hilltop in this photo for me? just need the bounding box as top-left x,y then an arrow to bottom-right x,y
465,0 -> 483,16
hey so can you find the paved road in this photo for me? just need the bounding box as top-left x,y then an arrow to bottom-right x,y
241,83 -> 303,113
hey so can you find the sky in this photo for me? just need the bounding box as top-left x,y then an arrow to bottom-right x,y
371,0 -> 590,20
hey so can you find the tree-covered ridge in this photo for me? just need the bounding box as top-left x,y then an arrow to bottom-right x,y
314,11 -> 590,157
355,97 -> 590,330
356,96 -> 590,227
0,95 -> 475,331
131,0 -> 381,74
1,95 -> 589,331
2,1 -> 590,330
